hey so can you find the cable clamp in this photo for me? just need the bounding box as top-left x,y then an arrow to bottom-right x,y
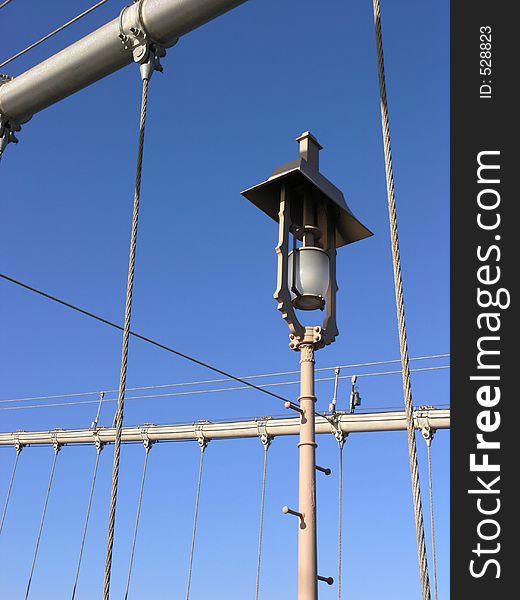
93,430 -> 105,453
14,434 -> 24,455
257,418 -> 273,449
51,432 -> 62,455
195,421 -> 209,452
140,426 -> 154,451
118,1 -> 169,78
0,108 -> 20,160
421,424 -> 435,447
329,414 -> 347,449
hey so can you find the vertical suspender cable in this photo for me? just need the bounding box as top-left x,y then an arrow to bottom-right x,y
103,59 -> 153,599
255,438 -> 271,600
186,442 -> 206,600
426,437 -> 438,600
25,446 -> 60,600
337,443 -> 343,599
124,442 -> 152,600
335,432 -> 345,600
71,445 -> 103,600
371,2 -> 431,598
0,446 -> 22,536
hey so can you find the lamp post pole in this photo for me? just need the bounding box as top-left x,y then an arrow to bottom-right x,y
298,335 -> 318,600
241,132 -> 373,599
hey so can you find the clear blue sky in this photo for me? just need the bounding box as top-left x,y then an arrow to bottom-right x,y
0,0 -> 449,598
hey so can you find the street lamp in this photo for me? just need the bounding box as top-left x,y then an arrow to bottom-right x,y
242,132 -> 372,600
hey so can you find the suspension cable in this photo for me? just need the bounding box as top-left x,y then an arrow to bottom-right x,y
334,430 -> 346,600
25,445 -> 60,600
423,427 -> 438,600
372,1 -> 431,597
0,444 -> 22,536
124,441 -> 152,600
186,439 -> 207,600
71,444 -> 103,600
103,56 -> 153,598
255,432 -> 272,600
0,1 -> 109,70
0,273 -> 289,404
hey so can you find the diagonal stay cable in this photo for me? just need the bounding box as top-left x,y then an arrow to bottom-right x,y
0,1 -> 109,69
372,0 -> 431,597
0,273 -> 289,404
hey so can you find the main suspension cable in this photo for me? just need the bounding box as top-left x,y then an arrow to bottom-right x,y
0,273 -> 289,404
0,1 -> 109,69
372,1 -> 431,597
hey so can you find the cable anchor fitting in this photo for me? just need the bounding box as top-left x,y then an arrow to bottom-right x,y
118,1 -> 170,80
421,424 -> 435,448
195,421 -> 209,452
257,418 -> 273,450
0,76 -> 21,160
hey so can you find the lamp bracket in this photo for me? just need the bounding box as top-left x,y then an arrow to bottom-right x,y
289,326 -> 323,352
274,185 -> 306,342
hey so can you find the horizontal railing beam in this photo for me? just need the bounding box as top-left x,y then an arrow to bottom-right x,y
0,0 -> 247,124
0,409 -> 450,448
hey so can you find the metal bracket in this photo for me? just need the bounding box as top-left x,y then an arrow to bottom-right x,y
421,424 -> 435,447
257,418 -> 273,449
0,75 -> 21,160
317,575 -> 334,586
118,0 -> 170,79
51,435 -> 62,455
329,414 -> 347,449
140,427 -> 154,451
289,326 -> 323,352
195,421 -> 209,452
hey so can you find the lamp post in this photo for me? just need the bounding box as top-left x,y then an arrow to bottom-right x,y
242,132 -> 372,599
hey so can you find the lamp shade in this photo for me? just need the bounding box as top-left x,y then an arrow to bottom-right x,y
288,247 -> 330,310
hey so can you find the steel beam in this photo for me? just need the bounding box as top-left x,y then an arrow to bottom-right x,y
0,409 -> 450,448
0,0 -> 247,124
